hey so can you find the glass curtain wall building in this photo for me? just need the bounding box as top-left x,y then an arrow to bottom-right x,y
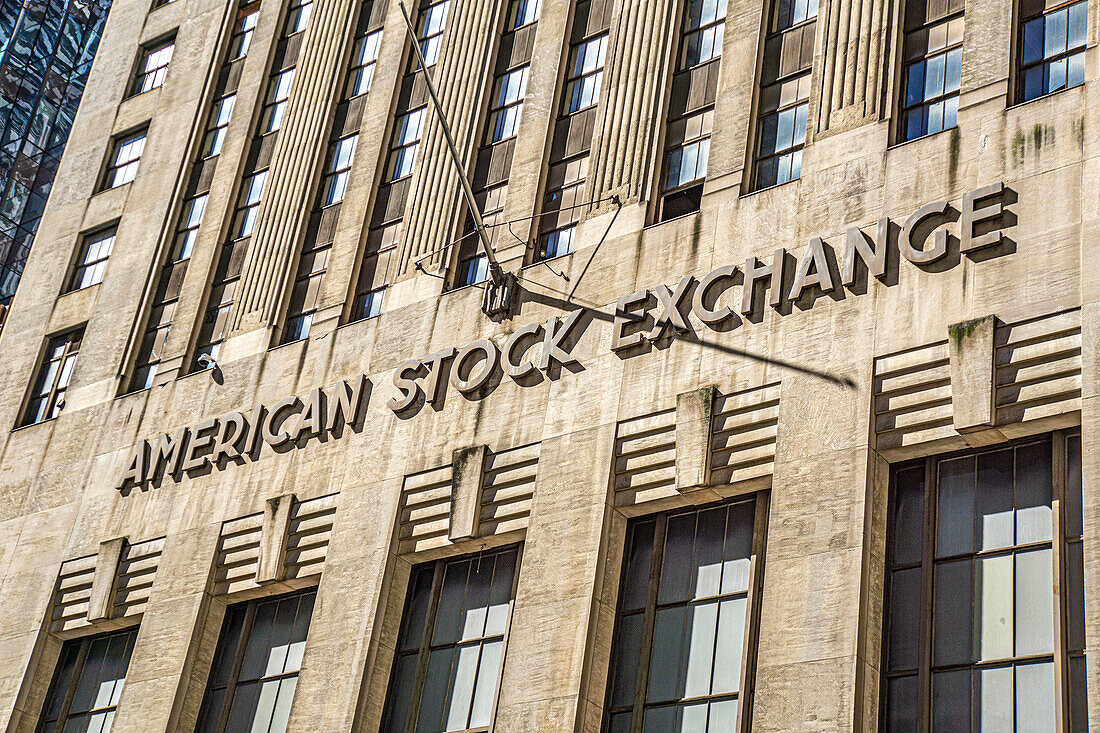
0,0 -> 112,328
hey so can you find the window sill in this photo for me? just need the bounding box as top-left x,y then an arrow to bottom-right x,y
523,250 -> 575,270
739,176 -> 800,199
11,415 -> 58,433
1004,81 -> 1083,112
887,124 -> 957,151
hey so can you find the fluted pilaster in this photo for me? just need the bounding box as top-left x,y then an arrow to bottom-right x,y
816,0 -> 888,135
394,0 -> 505,277
228,0 -> 358,335
586,0 -> 678,210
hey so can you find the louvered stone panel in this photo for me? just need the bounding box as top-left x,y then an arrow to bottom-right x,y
709,382 -> 781,489
111,537 -> 164,619
613,408 -> 677,508
874,341 -> 954,451
213,513 -> 263,596
50,555 -> 96,633
480,443 -> 538,537
285,493 -> 338,580
398,465 -> 454,554
995,309 -> 1082,426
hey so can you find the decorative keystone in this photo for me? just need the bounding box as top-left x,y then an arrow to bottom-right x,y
450,445 -> 488,542
948,315 -> 1005,445
257,494 -> 295,583
87,537 -> 127,622
676,386 -> 717,492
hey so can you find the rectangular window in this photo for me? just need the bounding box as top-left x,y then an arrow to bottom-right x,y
229,1 -> 260,60
37,628 -> 137,732
882,435 -> 1087,731
102,128 -> 147,190
657,0 -> 728,221
261,69 -> 296,133
21,326 -> 83,426
485,67 -> 529,144
509,0 -> 540,27
382,547 -> 519,732
287,0 -> 314,34
386,108 -> 426,181
322,134 -> 358,205
131,37 -> 175,96
900,0 -> 963,142
753,0 -> 816,190
347,29 -> 383,97
203,94 -> 236,157
1019,0 -> 1087,103
234,170 -> 267,238
195,591 -> 316,733
418,0 -> 451,67
536,0 -> 609,261
66,224 -> 115,292
604,497 -> 765,732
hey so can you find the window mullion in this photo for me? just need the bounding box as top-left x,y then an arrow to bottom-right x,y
1051,430 -> 1070,732
216,602 -> 257,733
53,639 -> 91,727
917,457 -> 935,733
404,561 -> 446,733
630,515 -> 667,733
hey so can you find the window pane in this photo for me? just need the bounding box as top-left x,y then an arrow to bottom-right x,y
659,514 -> 695,604
976,553 -> 1012,661
1014,548 -> 1053,657
683,601 -> 718,697
933,558 -> 972,666
712,596 -> 746,694
931,668 -> 970,731
886,675 -> 918,733
1016,661 -> 1055,732
623,520 -> 655,611
891,467 -> 925,566
936,457 -> 974,557
975,448 -> 1013,551
887,567 -> 921,671
647,605 -> 687,703
611,614 -> 645,708
1014,441 -> 1052,545
977,665 -> 1013,732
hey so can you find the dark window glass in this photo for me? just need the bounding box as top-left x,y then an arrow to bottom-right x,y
195,591 -> 316,733
604,498 -> 761,732
1018,0 -> 1087,102
900,0 -> 963,141
66,224 -> 115,291
287,0 -> 314,34
229,2 -> 260,60
752,0 -> 816,190
657,0 -> 727,221
22,326 -> 83,426
36,628 -> 137,732
381,547 -> 518,732
882,436 -> 1087,732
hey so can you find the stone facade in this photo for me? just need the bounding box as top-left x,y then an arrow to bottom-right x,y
0,0 -> 1097,729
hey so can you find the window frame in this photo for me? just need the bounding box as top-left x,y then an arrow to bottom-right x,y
129,35 -> 176,97
602,494 -> 769,733
100,127 -> 148,191
36,627 -> 138,731
879,431 -> 1087,731
895,2 -> 964,144
1015,0 -> 1088,104
228,1 -> 261,61
195,589 -> 317,733
20,326 -> 85,427
381,545 -> 522,733
65,223 -> 116,293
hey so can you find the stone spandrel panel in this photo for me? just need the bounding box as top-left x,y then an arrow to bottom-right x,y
994,309 -> 1082,426
397,443 -> 539,555
212,493 -> 339,595
612,382 -> 780,511
872,340 -> 954,453
816,0 -> 890,135
49,537 -> 164,634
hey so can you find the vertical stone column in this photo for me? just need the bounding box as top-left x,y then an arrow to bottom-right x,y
493,423 -> 617,730
393,0 -> 505,277
815,0 -> 889,136
110,524 -> 222,733
585,0 -> 678,211
227,0 -> 359,337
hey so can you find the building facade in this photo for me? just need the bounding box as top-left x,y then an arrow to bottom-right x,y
0,0 -> 1096,729
0,0 -> 113,327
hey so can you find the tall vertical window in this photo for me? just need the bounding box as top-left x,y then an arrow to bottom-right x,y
536,0 -> 611,261
353,0 -> 449,321
36,628 -> 137,732
234,171 -> 268,238
195,591 -> 316,733
21,326 -> 83,426
101,128 -> 147,190
882,435 -> 1088,731
66,224 -> 115,292
203,94 -> 236,157
604,498 -> 765,732
752,0 -> 816,190
657,0 -> 727,221
229,1 -> 261,60
452,0 -> 539,288
347,29 -> 383,97
1018,0 -> 1087,103
261,69 -> 296,133
382,547 -> 518,732
900,0 -> 963,142
130,37 -> 175,96
287,0 -> 314,34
